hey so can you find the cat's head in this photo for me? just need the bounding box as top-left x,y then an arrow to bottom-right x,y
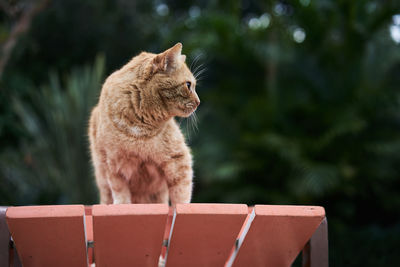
145,43 -> 200,118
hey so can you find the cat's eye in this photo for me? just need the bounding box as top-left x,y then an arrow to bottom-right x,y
186,81 -> 192,90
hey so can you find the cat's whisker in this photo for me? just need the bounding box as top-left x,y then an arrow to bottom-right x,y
177,117 -> 183,127
190,54 -> 200,71
193,63 -> 205,77
194,64 -> 206,74
192,112 -> 199,132
195,73 -> 207,82
189,111 -> 199,134
195,66 -> 207,75
182,111 -> 199,141
190,53 -> 203,72
192,54 -> 204,71
194,71 -> 203,80
194,67 -> 207,80
185,118 -> 192,139
193,62 -> 204,73
189,115 -> 195,133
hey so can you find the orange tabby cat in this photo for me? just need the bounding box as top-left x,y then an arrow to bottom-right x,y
88,43 -> 199,205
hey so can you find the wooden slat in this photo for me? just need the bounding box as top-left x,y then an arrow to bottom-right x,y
161,207 -> 174,259
230,205 -> 325,267
302,217 -> 328,267
85,215 -> 94,265
0,207 -> 10,267
12,247 -> 22,267
225,206 -> 255,264
92,204 -> 168,267
165,203 -> 248,267
84,205 -> 94,264
6,205 -> 88,267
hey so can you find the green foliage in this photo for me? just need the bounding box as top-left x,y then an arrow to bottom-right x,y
171,1 -> 400,212
0,56 -> 104,204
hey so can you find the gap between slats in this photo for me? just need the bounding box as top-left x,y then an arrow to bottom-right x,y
225,207 -> 256,267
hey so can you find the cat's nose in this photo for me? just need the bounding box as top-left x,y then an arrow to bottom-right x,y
193,94 -> 200,106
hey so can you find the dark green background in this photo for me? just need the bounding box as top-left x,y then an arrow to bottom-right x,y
1,0 -> 400,266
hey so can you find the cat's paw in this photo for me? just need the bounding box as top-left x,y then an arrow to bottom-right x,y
112,196 -> 131,204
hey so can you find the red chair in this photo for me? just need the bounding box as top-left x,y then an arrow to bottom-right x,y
0,204 -> 328,267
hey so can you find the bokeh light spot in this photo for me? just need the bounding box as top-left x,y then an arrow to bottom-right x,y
248,17 -> 261,30
189,6 -> 201,19
259,13 -> 271,29
156,3 -> 169,16
293,27 -> 306,43
274,3 -> 285,16
300,0 -> 311,7
393,14 -> 400,26
390,25 -> 400,44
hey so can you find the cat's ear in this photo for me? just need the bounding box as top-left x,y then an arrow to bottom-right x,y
153,43 -> 183,72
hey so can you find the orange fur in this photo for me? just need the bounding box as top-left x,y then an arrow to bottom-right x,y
89,43 -> 200,205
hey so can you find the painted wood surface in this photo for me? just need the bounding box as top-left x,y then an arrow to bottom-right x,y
0,207 -> 10,267
92,204 -> 168,267
230,205 -> 325,267
6,205 -> 87,267
2,204 -> 328,267
166,203 -> 248,267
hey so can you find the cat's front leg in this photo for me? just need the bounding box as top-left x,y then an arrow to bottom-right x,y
163,160 -> 193,206
108,173 -> 132,204
92,158 -> 113,204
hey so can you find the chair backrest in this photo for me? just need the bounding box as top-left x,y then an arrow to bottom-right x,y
0,207 -> 10,267
6,205 -> 87,267
92,204 -> 168,267
1,204 -> 327,267
228,205 -> 325,267
165,204 -> 248,267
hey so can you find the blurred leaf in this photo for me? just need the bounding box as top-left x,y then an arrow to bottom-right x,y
0,55 -> 104,204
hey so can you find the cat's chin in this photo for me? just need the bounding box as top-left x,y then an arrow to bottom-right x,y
176,112 -> 192,118
175,109 -> 196,118
171,106 -> 197,118
181,113 -> 193,118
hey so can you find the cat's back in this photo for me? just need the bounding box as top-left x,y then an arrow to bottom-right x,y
88,105 -> 99,144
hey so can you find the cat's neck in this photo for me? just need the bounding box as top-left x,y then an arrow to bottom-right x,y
105,83 -> 172,138
109,108 -> 171,138
122,119 -> 170,138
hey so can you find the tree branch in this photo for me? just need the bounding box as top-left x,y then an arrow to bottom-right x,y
0,0 -> 50,81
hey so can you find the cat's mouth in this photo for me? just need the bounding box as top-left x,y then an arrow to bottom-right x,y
182,107 -> 197,116
178,102 -> 199,117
